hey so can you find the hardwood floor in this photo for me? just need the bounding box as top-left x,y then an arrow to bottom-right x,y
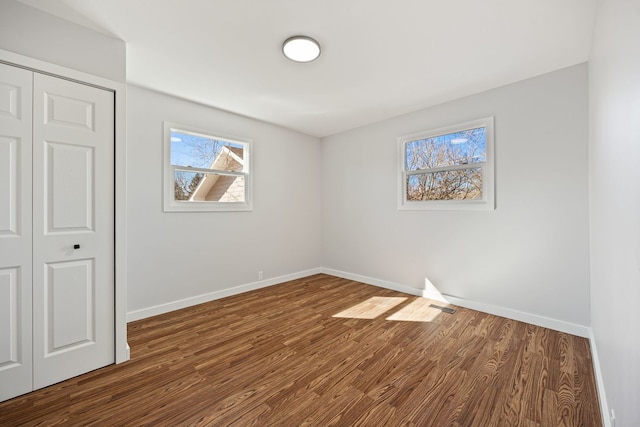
0,274 -> 602,426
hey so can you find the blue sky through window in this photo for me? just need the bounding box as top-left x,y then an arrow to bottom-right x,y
171,131 -> 243,169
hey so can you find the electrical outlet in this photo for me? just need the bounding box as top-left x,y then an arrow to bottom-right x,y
258,271 -> 263,280
610,409 -> 615,427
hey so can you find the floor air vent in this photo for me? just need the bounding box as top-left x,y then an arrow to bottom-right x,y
429,304 -> 456,314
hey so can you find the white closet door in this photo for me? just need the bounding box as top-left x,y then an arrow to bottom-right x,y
0,63 -> 33,401
32,73 -> 114,389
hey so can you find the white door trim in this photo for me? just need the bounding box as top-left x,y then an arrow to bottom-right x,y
0,49 -> 129,363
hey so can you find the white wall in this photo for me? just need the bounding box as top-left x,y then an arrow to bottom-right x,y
322,64 -> 590,327
0,0 -> 125,83
126,86 -> 322,317
589,0 -> 640,425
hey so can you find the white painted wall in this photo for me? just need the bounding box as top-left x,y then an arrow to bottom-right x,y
589,0 -> 640,425
0,0 -> 125,83
322,64 -> 590,326
126,86 -> 322,316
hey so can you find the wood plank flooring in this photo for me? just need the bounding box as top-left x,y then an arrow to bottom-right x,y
0,274 -> 602,426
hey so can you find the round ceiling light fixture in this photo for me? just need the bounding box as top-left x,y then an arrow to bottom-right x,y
282,36 -> 321,63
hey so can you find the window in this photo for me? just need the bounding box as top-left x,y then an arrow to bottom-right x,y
398,117 -> 494,210
163,122 -> 252,212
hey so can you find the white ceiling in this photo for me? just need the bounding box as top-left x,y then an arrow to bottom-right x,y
18,0 -> 596,137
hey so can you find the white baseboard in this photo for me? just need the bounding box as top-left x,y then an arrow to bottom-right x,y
442,294 -> 590,338
126,268 -> 323,322
320,268 -> 590,338
129,267 -> 592,339
588,329 -> 611,427
320,268 -> 425,297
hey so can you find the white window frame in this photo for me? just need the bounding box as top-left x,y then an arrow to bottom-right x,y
163,122 -> 253,212
397,116 -> 495,211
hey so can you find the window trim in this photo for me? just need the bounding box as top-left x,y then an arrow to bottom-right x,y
397,116 -> 495,211
163,122 -> 253,212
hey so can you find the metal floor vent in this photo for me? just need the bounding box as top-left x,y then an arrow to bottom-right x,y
429,304 -> 456,314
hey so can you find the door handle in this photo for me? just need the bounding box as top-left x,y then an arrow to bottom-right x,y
73,244 -> 80,250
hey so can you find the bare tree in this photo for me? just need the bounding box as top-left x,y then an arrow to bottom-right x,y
406,128 -> 485,201
182,136 -> 223,168
174,172 -> 203,200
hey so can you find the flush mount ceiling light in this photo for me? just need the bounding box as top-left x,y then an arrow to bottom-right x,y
282,36 -> 321,63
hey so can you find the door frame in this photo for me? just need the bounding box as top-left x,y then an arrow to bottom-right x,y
0,49 -> 129,364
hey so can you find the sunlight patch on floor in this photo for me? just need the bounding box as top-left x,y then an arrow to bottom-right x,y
386,298 -> 442,322
333,296 -> 407,319
333,295 -> 456,322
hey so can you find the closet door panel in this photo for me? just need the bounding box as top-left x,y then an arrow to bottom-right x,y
45,141 -> 93,232
0,136 -> 19,235
0,63 -> 33,402
32,73 -> 114,389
